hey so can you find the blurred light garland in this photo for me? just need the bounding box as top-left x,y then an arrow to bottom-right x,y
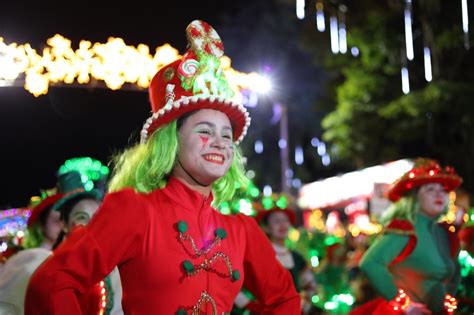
58,156 -> 109,191
0,34 -> 269,99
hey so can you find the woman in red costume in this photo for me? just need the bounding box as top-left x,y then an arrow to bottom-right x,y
350,158 -> 462,315
25,20 -> 300,315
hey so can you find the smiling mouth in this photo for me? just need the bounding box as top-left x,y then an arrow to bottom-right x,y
203,154 -> 225,165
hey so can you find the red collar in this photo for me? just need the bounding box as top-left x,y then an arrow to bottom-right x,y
161,176 -> 214,212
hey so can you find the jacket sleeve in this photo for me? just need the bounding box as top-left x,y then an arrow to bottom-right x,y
359,233 -> 409,301
25,189 -> 148,315
237,214 -> 301,314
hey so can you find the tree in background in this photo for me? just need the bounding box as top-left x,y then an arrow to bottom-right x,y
297,0 -> 474,193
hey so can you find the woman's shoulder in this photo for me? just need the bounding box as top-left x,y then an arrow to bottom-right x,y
384,218 -> 415,236
103,188 -> 157,206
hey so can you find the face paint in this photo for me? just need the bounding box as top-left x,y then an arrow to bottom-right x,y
199,135 -> 209,149
174,109 -> 234,186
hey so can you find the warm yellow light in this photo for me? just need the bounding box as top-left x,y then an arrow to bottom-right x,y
0,35 -> 266,97
288,229 -> 300,242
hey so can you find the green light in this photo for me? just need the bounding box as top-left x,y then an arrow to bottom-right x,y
324,301 -> 337,310
311,295 -> 320,304
219,202 -> 231,215
84,181 -> 94,191
220,207 -> 231,215
250,187 -> 260,198
100,166 -> 110,175
93,160 -> 101,170
275,196 -> 287,209
81,174 -> 88,183
262,197 -> 273,210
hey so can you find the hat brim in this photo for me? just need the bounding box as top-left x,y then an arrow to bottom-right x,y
255,208 -> 296,226
27,193 -> 64,228
52,190 -> 102,212
141,95 -> 250,144
387,174 -> 462,202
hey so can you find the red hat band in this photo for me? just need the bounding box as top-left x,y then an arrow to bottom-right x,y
140,20 -> 250,144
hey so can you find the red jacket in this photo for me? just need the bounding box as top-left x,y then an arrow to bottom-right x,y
25,177 -> 300,314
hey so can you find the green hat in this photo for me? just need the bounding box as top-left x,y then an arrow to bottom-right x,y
52,171 -> 102,212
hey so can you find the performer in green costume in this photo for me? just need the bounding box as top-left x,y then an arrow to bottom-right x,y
350,158 -> 462,315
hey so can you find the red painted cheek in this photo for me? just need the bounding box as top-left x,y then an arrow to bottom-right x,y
199,136 -> 209,149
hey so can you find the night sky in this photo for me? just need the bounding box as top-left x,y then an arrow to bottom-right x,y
0,1 -> 325,208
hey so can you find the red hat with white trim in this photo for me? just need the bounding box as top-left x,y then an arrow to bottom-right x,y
27,192 -> 63,228
141,20 -> 250,144
387,158 -> 462,202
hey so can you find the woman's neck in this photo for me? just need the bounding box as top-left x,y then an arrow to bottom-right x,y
271,238 -> 286,247
171,169 -> 212,197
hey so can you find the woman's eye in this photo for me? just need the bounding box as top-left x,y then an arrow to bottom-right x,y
223,134 -> 232,140
199,130 -> 211,135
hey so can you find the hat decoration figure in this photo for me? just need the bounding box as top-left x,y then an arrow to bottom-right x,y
141,20 -> 250,144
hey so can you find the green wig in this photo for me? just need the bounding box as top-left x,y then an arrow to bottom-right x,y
108,120 -> 249,206
381,190 -> 419,226
22,223 -> 46,249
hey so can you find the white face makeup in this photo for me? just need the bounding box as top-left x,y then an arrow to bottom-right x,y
175,109 -> 234,186
417,183 -> 448,218
66,198 -> 100,232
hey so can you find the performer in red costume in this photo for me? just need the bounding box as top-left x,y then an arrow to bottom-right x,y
350,158 -> 462,315
25,20 -> 300,315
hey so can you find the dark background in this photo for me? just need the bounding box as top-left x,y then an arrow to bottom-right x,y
0,1 -> 327,208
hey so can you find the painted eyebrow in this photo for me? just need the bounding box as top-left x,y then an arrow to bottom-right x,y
194,121 -> 233,132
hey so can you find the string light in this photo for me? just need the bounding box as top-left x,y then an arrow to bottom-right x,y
316,2 -> 326,32
317,142 -> 326,156
0,35 -> 268,97
296,0 -> 305,20
254,140 -> 264,154
401,67 -> 410,94
330,16 -> 340,54
404,0 -> 414,61
295,145 -> 304,165
263,185 -> 273,196
424,47 -> 432,82
462,0 -> 470,49
311,137 -> 320,147
351,47 -> 359,57
338,5 -> 348,54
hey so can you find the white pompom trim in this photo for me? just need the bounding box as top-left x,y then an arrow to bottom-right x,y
140,94 -> 250,145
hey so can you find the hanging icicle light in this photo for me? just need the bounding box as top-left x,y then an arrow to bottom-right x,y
316,1 -> 326,32
338,5 -> 348,54
404,0 -> 414,60
317,142 -> 326,156
401,67 -> 410,94
330,16 -> 340,54
462,0 -> 470,49
423,47 -> 432,82
351,47 -> 359,57
254,140 -> 264,154
322,154 -> 331,166
295,145 -> 304,165
278,138 -> 287,149
296,0 -> 305,20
